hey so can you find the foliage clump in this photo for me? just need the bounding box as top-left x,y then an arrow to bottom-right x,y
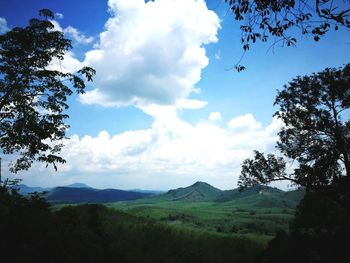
0,184 -> 264,263
0,9 -> 95,172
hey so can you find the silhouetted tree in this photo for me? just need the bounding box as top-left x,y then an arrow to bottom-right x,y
0,9 -> 95,172
238,64 -> 350,262
0,184 -> 53,262
258,180 -> 350,263
239,64 -> 350,190
239,150 -> 290,186
224,0 -> 350,71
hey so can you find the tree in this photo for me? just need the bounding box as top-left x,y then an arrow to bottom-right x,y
239,64 -> 350,190
0,9 -> 95,172
224,0 -> 350,71
238,64 -> 350,263
257,181 -> 350,263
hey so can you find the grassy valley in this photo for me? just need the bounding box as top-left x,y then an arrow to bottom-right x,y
20,181 -> 305,242
107,182 -> 305,242
10,181 -> 305,262
0,187 -> 265,263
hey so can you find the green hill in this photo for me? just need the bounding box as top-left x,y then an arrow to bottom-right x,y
216,185 -> 284,202
50,181 -> 306,240
281,187 -> 305,208
155,182 -> 298,204
108,182 -> 305,239
158,181 -> 222,201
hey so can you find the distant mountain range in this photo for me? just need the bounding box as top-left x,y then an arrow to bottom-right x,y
147,181 -> 305,207
17,183 -> 155,203
64,183 -> 92,188
18,184 -> 51,195
17,183 -> 92,195
17,181 -> 305,206
46,187 -> 153,204
130,189 -> 166,195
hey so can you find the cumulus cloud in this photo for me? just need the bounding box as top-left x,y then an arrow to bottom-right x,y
1,2 -> 286,190
51,20 -> 94,45
0,17 -> 9,33
176,99 -> 208,110
228,113 -> 262,131
79,0 -> 220,107
208,112 -> 222,122
47,51 -> 84,74
64,26 -> 94,44
55,12 -> 64,19
44,20 -> 91,74
13,112 -> 283,190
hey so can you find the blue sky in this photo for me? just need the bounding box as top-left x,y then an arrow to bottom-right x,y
1,0 -> 349,190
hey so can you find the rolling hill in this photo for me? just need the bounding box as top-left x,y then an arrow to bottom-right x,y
141,182 -> 303,204
17,183 -> 156,203
109,182 -> 306,238
18,184 -> 51,195
156,181 -> 222,201
46,187 -> 153,204
17,182 -> 91,195
32,181 -> 306,238
19,181 -> 305,209
64,183 -> 92,188
215,185 -> 284,202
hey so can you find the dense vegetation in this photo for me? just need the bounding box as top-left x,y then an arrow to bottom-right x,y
0,185 -> 264,263
109,183 -> 304,239
239,64 -> 350,262
2,177 -> 346,263
0,9 -> 95,172
258,182 -> 350,263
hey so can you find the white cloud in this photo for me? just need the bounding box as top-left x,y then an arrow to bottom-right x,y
51,20 -> 94,45
64,26 -> 94,44
0,17 -> 9,33
55,13 -> 64,19
80,0 -> 220,107
228,113 -> 262,131
0,2 -> 288,191
50,20 -> 63,31
176,99 -> 208,110
47,51 -> 84,74
46,21 -> 90,73
208,112 -> 222,122
11,112 -> 283,190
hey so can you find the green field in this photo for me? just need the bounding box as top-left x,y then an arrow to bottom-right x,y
106,183 -> 304,244
5,182 -> 306,262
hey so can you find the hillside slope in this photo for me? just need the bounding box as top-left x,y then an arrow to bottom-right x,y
46,187 -> 153,203
216,185 -> 284,202
157,181 -> 222,201
18,184 -> 51,195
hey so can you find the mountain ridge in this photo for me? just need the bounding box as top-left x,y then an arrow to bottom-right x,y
17,181 -> 305,205
46,187 -> 153,204
163,181 -> 222,201
142,181 -> 304,205
63,183 -> 92,188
